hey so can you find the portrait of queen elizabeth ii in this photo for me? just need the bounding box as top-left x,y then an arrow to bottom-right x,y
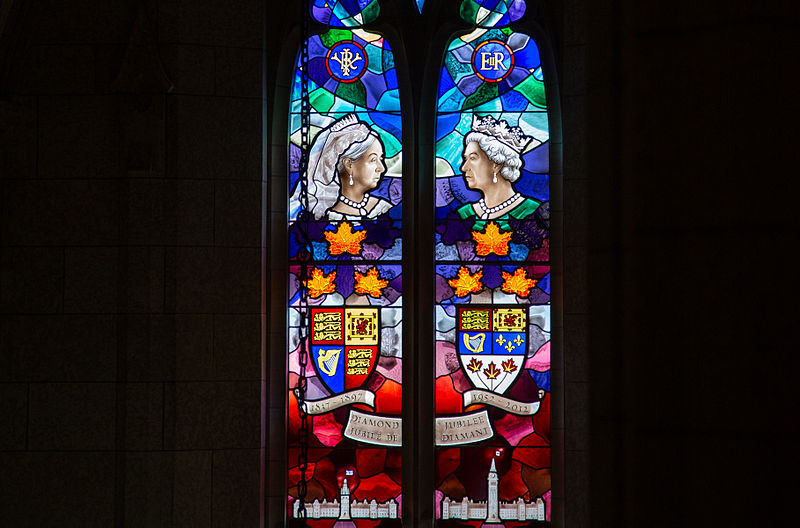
456,115 -> 541,222
289,114 -> 393,222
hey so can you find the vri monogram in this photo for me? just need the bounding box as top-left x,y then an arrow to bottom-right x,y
330,47 -> 363,77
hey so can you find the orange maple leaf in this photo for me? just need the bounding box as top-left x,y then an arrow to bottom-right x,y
466,357 -> 483,373
501,267 -> 539,297
448,266 -> 484,297
324,221 -> 366,255
472,221 -> 512,256
501,358 -> 517,373
483,361 -> 500,380
354,267 -> 389,298
303,267 -> 336,298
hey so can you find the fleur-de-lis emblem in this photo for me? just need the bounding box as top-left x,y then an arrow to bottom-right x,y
330,47 -> 363,77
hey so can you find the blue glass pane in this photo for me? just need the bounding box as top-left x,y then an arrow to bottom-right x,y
459,0 -> 526,27
311,0 -> 381,27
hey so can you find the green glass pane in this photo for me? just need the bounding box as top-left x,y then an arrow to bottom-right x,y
366,42 -> 384,74
335,80 -> 367,108
515,75 -> 546,108
321,28 -> 353,48
463,82 -> 499,109
309,88 -> 335,114
362,0 -> 380,23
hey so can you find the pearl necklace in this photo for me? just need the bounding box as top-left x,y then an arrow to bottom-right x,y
478,193 -> 520,219
338,193 -> 370,216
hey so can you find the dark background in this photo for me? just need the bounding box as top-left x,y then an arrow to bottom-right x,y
1,0 -> 798,526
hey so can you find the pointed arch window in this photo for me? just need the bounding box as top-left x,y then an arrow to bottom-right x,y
279,1 -> 556,525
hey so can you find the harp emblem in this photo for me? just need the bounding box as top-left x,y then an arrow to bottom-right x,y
462,333 -> 486,354
316,348 -> 342,377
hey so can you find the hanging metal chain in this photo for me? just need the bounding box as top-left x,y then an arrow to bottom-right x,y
294,0 -> 312,525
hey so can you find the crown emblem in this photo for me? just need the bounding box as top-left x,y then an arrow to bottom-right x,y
471,115 -> 533,153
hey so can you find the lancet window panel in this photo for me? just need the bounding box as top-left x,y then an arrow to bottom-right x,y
287,1 -> 403,525
433,1 -> 552,525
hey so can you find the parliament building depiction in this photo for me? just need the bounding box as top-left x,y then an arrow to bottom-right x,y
292,478 -> 399,520
440,458 -> 546,522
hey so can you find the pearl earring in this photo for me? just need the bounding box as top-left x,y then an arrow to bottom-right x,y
492,172 -> 498,184
349,173 -> 354,186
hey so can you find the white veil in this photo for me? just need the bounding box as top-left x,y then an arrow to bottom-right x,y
289,114 -> 375,221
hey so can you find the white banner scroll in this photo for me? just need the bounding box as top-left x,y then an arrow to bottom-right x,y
296,389 -> 376,415
462,389 -> 546,416
435,410 -> 494,445
344,410 -> 402,446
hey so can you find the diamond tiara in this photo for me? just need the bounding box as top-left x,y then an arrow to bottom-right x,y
331,113 -> 359,132
471,115 -> 532,153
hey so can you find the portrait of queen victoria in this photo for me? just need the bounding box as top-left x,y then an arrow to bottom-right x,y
456,115 -> 541,224
289,114 -> 392,223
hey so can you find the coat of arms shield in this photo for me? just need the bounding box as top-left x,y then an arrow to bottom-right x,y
310,307 -> 380,394
457,306 -> 527,394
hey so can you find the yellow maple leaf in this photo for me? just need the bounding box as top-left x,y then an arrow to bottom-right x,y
472,221 -> 512,256
501,267 -> 539,297
448,266 -> 484,297
303,267 -> 336,298
354,267 -> 389,298
324,221 -> 366,255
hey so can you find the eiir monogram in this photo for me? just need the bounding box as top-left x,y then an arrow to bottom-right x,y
480,51 -> 507,71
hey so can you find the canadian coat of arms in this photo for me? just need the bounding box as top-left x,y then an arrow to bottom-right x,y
457,306 -> 527,394
310,307 -> 380,394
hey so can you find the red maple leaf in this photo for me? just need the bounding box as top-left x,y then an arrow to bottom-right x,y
483,361 -> 500,380
501,358 -> 517,373
466,357 -> 483,373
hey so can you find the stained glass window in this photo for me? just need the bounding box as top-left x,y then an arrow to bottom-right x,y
287,0 -> 403,524
433,1 -> 552,524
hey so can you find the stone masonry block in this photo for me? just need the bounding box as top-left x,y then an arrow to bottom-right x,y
4,314 -> 117,382
125,314 -> 214,382
173,450 -> 212,527
213,179 -> 261,247
0,246 -> 63,314
211,449 -> 260,528
564,245 -> 587,314
124,451 -> 173,526
0,383 -> 28,449
2,179 -> 119,246
0,97 -> 37,178
164,381 -> 259,450
28,382 -> 116,450
39,96 -> 121,179
213,314 -> 260,380
0,452 -> 115,526
215,46 -> 261,98
123,246 -> 165,314
168,247 -> 260,314
160,44 -> 215,95
167,96 -> 261,181
158,0 -> 262,48
124,382 -> 164,450
64,246 -> 117,313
